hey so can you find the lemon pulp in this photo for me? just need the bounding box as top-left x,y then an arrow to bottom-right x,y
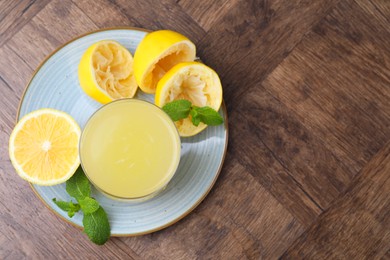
133,30 -> 196,93
9,109 -> 81,185
155,62 -> 223,137
78,40 -> 137,104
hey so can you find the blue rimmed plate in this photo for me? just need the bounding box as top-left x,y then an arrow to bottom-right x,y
17,28 -> 228,236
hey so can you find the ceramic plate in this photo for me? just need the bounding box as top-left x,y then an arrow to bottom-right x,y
17,28 -> 228,236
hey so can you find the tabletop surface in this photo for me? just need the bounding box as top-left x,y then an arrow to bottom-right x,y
1,0 -> 389,259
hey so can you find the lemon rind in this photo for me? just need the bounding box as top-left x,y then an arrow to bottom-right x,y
79,40 -> 137,104
9,109 -> 81,186
155,62 -> 223,137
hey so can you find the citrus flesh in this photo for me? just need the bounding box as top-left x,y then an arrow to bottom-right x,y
9,109 -> 81,186
133,30 -> 196,94
155,62 -> 223,137
78,40 -> 137,104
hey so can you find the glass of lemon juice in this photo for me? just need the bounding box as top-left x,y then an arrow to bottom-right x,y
79,99 -> 181,201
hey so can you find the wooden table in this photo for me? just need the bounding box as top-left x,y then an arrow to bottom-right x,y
1,0 -> 389,259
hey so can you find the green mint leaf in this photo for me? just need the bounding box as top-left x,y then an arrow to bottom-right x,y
192,106 -> 223,126
162,99 -> 192,121
162,99 -> 224,128
52,198 -> 80,218
53,167 -> 112,244
79,197 -> 100,214
190,109 -> 201,126
66,167 -> 90,201
83,206 -> 111,245
68,211 -> 76,218
52,198 -> 72,211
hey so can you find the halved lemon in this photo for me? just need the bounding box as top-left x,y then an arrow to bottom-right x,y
9,109 -> 81,186
133,30 -> 196,94
155,62 -> 223,137
78,40 -> 137,104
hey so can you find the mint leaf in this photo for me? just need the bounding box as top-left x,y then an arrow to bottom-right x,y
83,206 -> 111,245
79,197 -> 100,214
53,167 -> 111,245
162,100 -> 223,128
162,100 -> 191,121
52,198 -> 72,211
52,198 -> 80,218
192,106 -> 223,126
190,109 -> 201,126
66,167 -> 90,201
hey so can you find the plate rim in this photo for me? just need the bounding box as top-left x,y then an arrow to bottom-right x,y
16,26 -> 229,236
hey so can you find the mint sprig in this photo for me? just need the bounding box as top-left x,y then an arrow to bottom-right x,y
52,199 -> 80,218
52,167 -> 110,245
162,100 -> 223,126
83,206 -> 111,245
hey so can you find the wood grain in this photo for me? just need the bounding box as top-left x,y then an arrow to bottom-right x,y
72,0 -> 135,28
263,0 -> 390,175
234,85 -> 354,211
7,0 -> 98,69
282,141 -> 390,259
179,0 -> 238,31
75,0 -> 206,43
0,0 -> 51,47
196,0 -> 340,107
0,45 -> 33,90
1,0 -> 389,258
230,101 -> 322,224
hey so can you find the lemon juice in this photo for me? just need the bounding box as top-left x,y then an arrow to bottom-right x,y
80,99 -> 181,200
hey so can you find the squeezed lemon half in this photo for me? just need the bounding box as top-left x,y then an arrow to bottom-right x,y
78,40 -> 138,104
155,62 -> 223,137
9,109 -> 81,185
133,30 -> 196,94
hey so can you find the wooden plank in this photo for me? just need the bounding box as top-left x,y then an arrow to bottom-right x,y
0,44 -> 33,92
229,106 -> 323,224
281,141 -> 390,259
121,157 -> 305,259
354,0 -> 390,24
0,0 -> 19,21
383,250 -> 390,260
72,0 -> 132,28
75,0 -> 206,43
0,78 -> 20,133
196,0 -> 340,106
0,0 -> 52,47
262,0 -> 390,174
7,0 -> 97,69
179,0 -> 238,31
235,85 -> 354,210
0,45 -> 32,136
